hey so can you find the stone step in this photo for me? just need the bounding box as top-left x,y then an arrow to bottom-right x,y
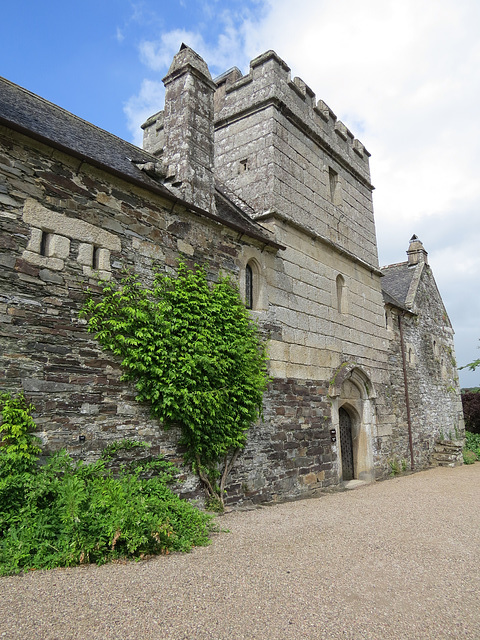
343,479 -> 367,491
430,441 -> 463,467
433,452 -> 461,461
434,460 -> 462,467
434,446 -> 462,454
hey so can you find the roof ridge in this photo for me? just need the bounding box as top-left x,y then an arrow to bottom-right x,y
0,75 -> 155,161
381,260 -> 408,270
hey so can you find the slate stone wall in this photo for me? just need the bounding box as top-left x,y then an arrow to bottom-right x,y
0,125 -> 252,498
224,377 -> 336,506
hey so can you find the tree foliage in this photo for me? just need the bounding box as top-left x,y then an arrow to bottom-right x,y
461,359 -> 480,373
460,341 -> 480,435
460,339 -> 480,375
81,263 -> 269,508
461,391 -> 480,435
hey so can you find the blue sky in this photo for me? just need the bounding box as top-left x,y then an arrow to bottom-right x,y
2,0 -> 480,387
2,0 -> 264,138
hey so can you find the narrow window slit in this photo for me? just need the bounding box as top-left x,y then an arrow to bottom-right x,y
336,274 -> 345,313
329,167 -> 338,202
245,263 -> 253,309
92,246 -> 100,269
40,231 -> 49,256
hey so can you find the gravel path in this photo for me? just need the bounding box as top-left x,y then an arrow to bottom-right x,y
1,464 -> 479,640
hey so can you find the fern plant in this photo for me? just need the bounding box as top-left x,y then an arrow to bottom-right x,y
0,419 -> 216,575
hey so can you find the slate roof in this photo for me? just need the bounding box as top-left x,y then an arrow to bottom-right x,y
0,76 -> 280,249
381,261 -> 416,312
0,76 -> 171,193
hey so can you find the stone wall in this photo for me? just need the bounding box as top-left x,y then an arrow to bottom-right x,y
225,378 -> 335,506
404,266 -> 464,455
376,267 -> 464,475
258,217 -> 389,382
0,125 -> 257,499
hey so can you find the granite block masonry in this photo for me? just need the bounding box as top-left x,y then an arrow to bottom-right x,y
0,44 -> 464,506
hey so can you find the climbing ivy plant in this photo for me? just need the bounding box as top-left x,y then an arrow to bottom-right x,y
81,263 -> 269,509
0,392 -> 41,472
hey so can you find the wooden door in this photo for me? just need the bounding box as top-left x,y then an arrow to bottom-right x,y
339,407 -> 354,481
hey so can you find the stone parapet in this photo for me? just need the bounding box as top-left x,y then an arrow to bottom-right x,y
213,50 -> 379,268
214,50 -> 371,184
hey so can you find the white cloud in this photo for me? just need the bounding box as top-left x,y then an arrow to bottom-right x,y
139,30 -> 209,71
124,79 -> 165,147
138,15 -> 251,78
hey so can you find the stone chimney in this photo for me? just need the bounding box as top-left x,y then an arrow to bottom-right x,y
161,44 -> 216,213
407,234 -> 428,266
142,110 -> 164,158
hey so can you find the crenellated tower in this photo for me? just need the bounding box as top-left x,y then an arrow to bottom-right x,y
213,50 -> 378,269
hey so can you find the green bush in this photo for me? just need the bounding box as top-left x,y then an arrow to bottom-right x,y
463,431 -> 480,464
0,392 -> 41,472
463,449 -> 477,465
0,394 -> 216,575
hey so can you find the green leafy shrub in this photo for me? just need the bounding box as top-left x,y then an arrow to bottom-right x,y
0,398 -> 215,575
388,457 -> 400,476
463,449 -> 477,465
81,262 -> 269,509
0,392 -> 41,472
463,431 -> 480,464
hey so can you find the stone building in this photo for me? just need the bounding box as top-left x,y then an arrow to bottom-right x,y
0,45 -> 464,504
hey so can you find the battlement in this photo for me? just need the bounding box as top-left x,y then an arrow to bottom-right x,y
213,49 -> 378,268
214,50 -> 371,183
143,48 -> 372,188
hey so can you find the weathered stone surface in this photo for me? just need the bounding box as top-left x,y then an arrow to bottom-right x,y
376,257 -> 464,476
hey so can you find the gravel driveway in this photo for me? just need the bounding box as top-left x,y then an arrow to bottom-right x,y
1,463 -> 479,640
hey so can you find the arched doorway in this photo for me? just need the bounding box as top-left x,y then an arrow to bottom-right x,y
329,364 -> 376,484
339,407 -> 354,481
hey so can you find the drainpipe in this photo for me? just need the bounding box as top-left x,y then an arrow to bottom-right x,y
398,313 -> 415,470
